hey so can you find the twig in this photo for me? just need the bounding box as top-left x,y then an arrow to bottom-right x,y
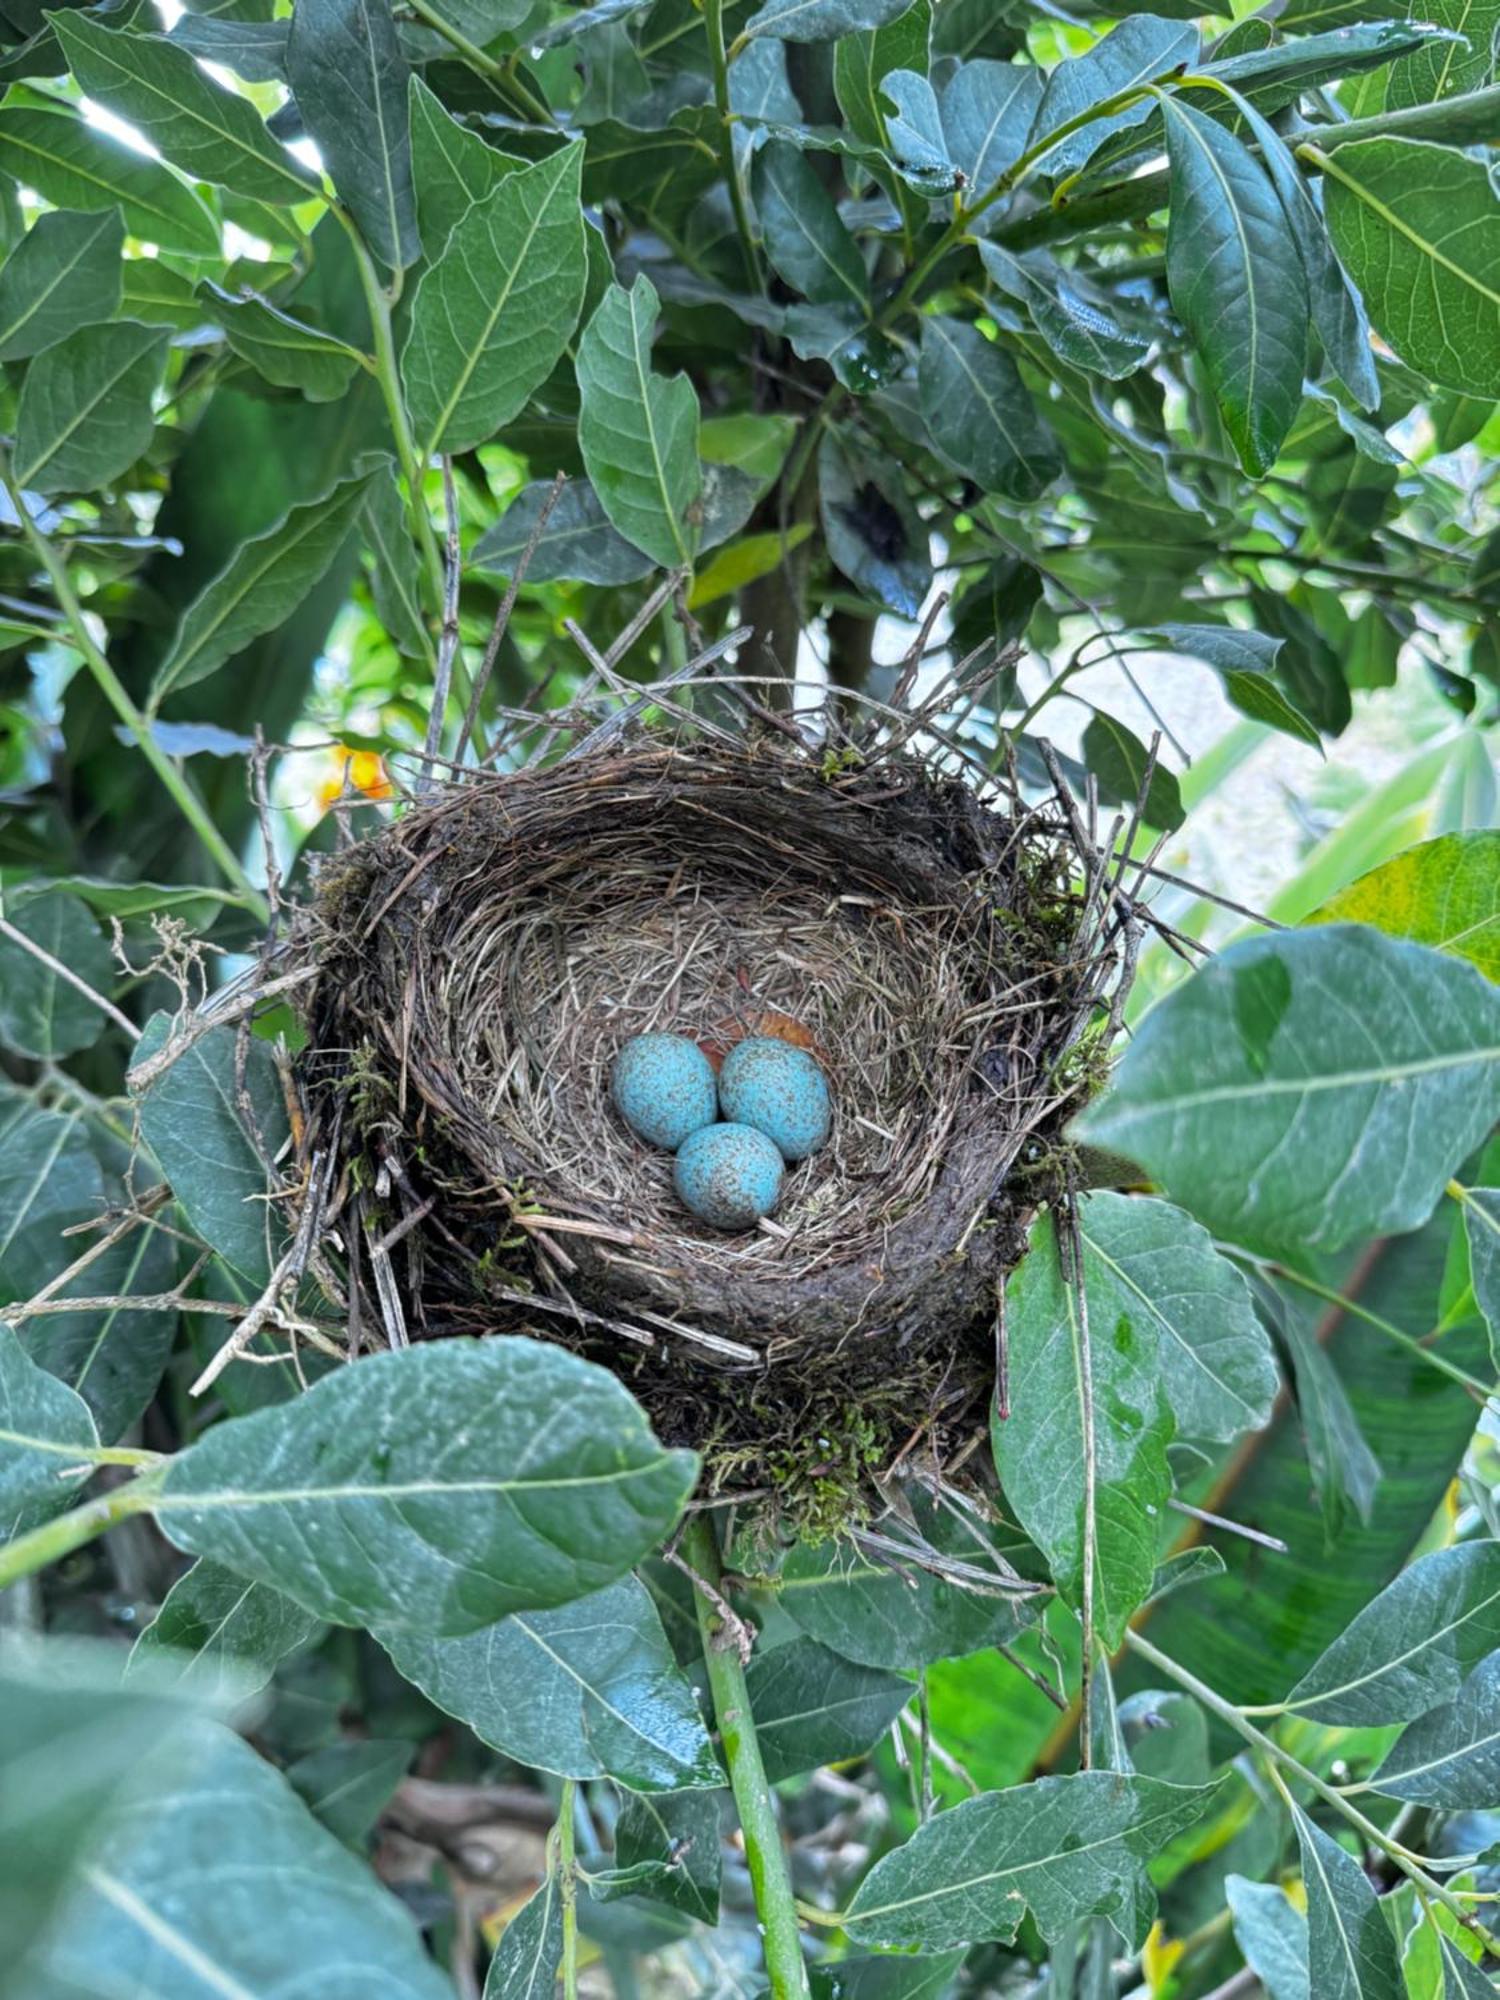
123,966 -> 319,1092
456,470 -> 566,768
1167,1497 -> 1289,1554
420,456 -> 464,792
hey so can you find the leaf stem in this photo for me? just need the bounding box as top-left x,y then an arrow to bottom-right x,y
1258,1259 -> 1495,1403
683,1514 -> 810,1999
705,0 -> 762,293
0,452 -> 267,917
403,0 -> 552,123
1125,1628 -> 1500,1953
559,1778 -> 579,1999
0,1474 -> 163,1595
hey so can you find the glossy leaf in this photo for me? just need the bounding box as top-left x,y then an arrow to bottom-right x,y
940,59 -> 1043,204
1075,927 -> 1500,1258
577,274 -> 701,569
752,140 -> 868,307
1386,0 -> 1500,111
155,1339 -> 697,1637
979,242 -> 1150,380
844,1771 -> 1218,1949
1293,1799 -> 1402,2000
747,1637 -> 911,1780
0,1321 -> 98,1543
918,315 -> 1059,502
128,1560 -> 323,1701
743,0 -> 915,45
0,207 -> 122,361
819,428 -> 931,616
1287,1543 -> 1500,1726
484,1877 -> 562,1999
403,142 -> 585,458
286,0 -> 417,266
612,1788 -> 722,1922
202,284 -> 362,402
1162,95 -> 1308,477
1370,1651 -> 1500,1806
379,1574 -> 720,1787
472,476 -> 653,584
13,320 -> 166,494
1152,619 -> 1322,748
1306,833 -> 1500,982
53,14 -> 317,207
1317,137 -> 1500,399
879,70 -> 958,192
0,891 -> 113,1059
1033,19 -> 1199,178
0,103 -> 219,258
992,1208 -> 1173,1649
810,1956 -> 965,1998
152,466 -> 377,700
1227,1875 -> 1310,2000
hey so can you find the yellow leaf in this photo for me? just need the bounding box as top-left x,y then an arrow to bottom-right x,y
1306,830 -> 1500,981
689,523 -> 813,609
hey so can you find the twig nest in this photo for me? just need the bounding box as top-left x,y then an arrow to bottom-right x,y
719,1037 -> 832,1163
611,1032 -> 718,1151
294,733 -> 1136,1519
675,1123 -> 784,1229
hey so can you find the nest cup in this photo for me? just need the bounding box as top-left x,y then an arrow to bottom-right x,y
297,733 -> 1134,1521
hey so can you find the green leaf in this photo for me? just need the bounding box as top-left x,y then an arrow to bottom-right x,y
939,58 -> 1044,205
1204,20 -> 1453,98
1306,833 -> 1500,982
819,427 -> 931,617
152,465 -> 376,700
744,0 -> 915,45
0,102 -> 219,259
698,410 -> 798,483
878,70 -> 958,192
201,282 -> 363,401
52,14 -> 317,207
918,315 -> 1059,502
119,256 -> 204,330
844,1771 -> 1219,1949
1287,1542 -> 1500,1726
0,1320 -> 98,1542
133,1015 -> 290,1287
168,14 -> 289,83
834,0 -> 930,148
747,1637 -> 911,1781
1438,1931 -> 1498,2000
285,0 -> 417,266
155,1339 -> 697,1637
408,72 -> 521,255
1276,1299 -> 1382,1538
473,476 -> 653,585
1078,1192 -> 1278,1444
0,207 -> 122,361
992,1208 -> 1174,1650
287,1738 -> 413,1846
1316,137 -> 1500,399
1075,927 -> 1500,1258
612,1788 -> 722,1923
380,1573 -> 719,1787
1227,1875 -> 1310,2000
1081,712 -> 1186,831
752,139 -> 868,307
0,890 -> 113,1059
810,1955 -> 966,1999
1292,1799 -> 1403,2000
484,1876 -> 562,2000
1386,0 -> 1500,110
13,320 -> 166,495
1152,619 -> 1323,749
128,1560 -> 323,1700
1460,1188 -> 1500,1369
362,459 -> 429,659
577,274 -> 701,569
979,243 -> 1150,380
1162,95 -> 1308,478
32,1720 -> 452,2000
403,142 -> 586,459
1033,19 -> 1199,177
1369,1651 -> 1500,1806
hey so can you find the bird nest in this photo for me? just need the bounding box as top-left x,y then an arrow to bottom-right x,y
281,663 -> 1150,1530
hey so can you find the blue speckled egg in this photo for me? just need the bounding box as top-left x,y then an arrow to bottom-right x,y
611,1033 -> 718,1151
718,1036 -> 831,1163
674,1122 -> 784,1229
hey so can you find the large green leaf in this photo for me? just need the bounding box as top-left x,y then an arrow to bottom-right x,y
361,461 -> 429,659
285,0 -> 417,267
992,1208 -> 1174,1649
1075,927 -> 1500,1258
1276,1301 -> 1382,1540
834,0 -> 930,148
472,476 -> 654,584
0,1320 -> 98,1543
939,58 -> 1043,204
1292,1799 -> 1403,2000
1162,95 -> 1308,478
1315,137 -> 1500,399
743,0 -> 914,44
752,139 -> 868,307
151,465 -> 377,701
202,283 -> 363,401
1286,1543 -> 1500,1726
52,13 -> 317,206
13,320 -> 166,494
0,891 -> 113,1059
380,1574 -> 720,1788
1385,0 -> 1500,110
747,1637 -> 911,1781
1370,1651 -> 1500,1805
577,274 -> 701,569
484,1878 -> 562,1999
402,142 -> 586,459
1081,712 -> 1186,831
31,1720 -> 451,2000
0,207 -> 121,361
154,1338 -> 697,1637
169,14 -> 290,83
979,243 -> 1150,380
0,102 -> 219,258
1227,1875 -> 1310,2000
408,72 -> 520,255
918,314 -> 1060,501
1033,18 -> 1199,176
818,428 -> 931,617
611,1789 -> 722,1923
1151,620 -> 1322,749
133,1015 -> 290,1287
843,1772 -> 1218,1949
1306,832 -> 1500,982
1461,1188 -> 1500,1368
128,1561 -> 323,1701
